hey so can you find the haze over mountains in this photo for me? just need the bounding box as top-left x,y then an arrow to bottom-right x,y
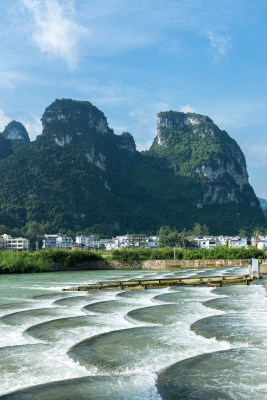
0,99 -> 265,235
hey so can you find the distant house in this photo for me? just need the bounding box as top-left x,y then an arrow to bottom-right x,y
251,235 -> 267,250
43,234 -> 73,249
116,234 -> 148,248
0,234 -> 29,251
194,237 -> 217,249
42,234 -> 58,249
193,236 -> 247,249
99,239 -> 119,250
147,237 -> 158,249
56,235 -> 73,249
228,237 -> 247,248
75,235 -> 99,249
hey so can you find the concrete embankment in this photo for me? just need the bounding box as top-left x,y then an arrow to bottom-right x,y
53,258 -> 250,271
260,261 -> 267,274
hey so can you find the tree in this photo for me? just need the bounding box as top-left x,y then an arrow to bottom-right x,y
191,223 -> 209,237
22,221 -> 48,250
238,229 -> 247,238
0,225 -> 11,235
158,226 -> 179,247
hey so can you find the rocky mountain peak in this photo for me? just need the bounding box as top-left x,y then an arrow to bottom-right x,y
149,109 -> 253,208
41,99 -> 111,146
0,100 -> 264,235
117,132 -> 136,154
1,121 -> 30,151
156,111 -> 212,147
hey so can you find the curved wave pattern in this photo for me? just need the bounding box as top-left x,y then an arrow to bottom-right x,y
32,293 -> 69,301
116,288 -> 164,300
0,301 -> 36,315
0,374 -> 160,400
0,268 -> 266,398
192,312 -> 267,345
24,315 -> 104,342
67,324 -> 228,374
154,286 -> 216,303
127,302 -> 214,325
157,347 -> 267,400
0,307 -> 64,326
83,300 -> 130,314
54,295 -> 95,306
211,284 -> 266,296
203,294 -> 267,312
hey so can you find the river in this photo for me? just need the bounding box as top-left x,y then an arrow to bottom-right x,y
0,266 -> 266,399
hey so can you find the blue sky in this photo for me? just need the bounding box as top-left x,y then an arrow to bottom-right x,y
1,0 -> 267,198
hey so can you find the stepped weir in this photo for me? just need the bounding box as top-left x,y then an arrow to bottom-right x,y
63,274 -> 255,292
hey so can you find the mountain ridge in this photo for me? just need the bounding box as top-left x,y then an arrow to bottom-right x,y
0,98 -> 265,235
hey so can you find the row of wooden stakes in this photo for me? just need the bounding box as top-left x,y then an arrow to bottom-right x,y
63,274 -> 254,292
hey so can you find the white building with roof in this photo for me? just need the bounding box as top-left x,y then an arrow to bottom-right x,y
0,234 -> 29,251
56,235 -> 73,249
228,237 -> 247,248
194,237 -> 217,249
251,235 -> 267,250
193,236 -> 247,249
75,235 -> 99,249
42,235 -> 58,249
43,234 -> 73,249
115,234 -> 148,248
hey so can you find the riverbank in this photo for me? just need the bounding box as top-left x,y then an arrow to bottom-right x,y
53,258 -> 251,271
0,247 -> 263,274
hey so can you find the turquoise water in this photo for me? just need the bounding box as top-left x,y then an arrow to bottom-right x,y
0,267 -> 266,399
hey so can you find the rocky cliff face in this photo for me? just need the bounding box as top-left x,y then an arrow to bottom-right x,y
151,111 -> 254,208
41,99 -> 112,146
1,121 -> 30,152
0,100 -> 264,234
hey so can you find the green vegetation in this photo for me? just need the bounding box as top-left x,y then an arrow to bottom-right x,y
0,245 -> 263,274
109,246 -> 263,261
0,136 -> 12,160
0,100 -> 265,235
0,249 -> 102,274
0,251 -> 53,274
157,226 -> 197,249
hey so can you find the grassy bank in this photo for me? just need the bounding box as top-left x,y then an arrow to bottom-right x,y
109,246 -> 264,261
0,249 -> 101,274
0,247 -> 263,274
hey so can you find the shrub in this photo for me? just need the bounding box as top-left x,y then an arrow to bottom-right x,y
0,251 -> 53,274
0,249 -> 102,274
109,246 -> 264,261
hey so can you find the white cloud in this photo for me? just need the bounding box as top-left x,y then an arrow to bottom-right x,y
208,30 -> 231,60
0,109 -> 11,131
22,0 -> 88,69
22,115 -> 42,140
179,104 -> 196,113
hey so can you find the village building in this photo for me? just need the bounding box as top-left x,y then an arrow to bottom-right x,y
0,234 -> 29,251
43,234 -> 73,249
